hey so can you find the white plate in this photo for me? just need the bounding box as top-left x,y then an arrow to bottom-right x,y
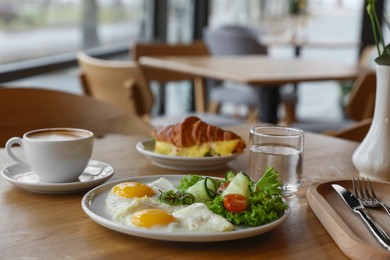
81,175 -> 290,242
136,138 -> 243,171
1,160 -> 114,194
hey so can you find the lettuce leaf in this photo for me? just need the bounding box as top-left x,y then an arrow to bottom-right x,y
252,166 -> 283,196
177,174 -> 203,192
207,167 -> 287,227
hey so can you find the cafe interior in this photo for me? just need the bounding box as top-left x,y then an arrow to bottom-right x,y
1,0 -> 390,259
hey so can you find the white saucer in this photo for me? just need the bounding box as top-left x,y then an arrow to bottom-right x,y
1,160 -> 114,194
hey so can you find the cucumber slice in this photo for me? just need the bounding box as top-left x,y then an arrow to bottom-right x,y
221,171 -> 251,198
225,171 -> 236,181
185,177 -> 216,202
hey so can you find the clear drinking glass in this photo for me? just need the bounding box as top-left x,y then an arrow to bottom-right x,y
248,125 -> 304,196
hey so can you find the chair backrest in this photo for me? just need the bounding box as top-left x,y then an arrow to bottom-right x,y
329,118 -> 372,142
203,24 -> 268,56
346,69 -> 376,121
77,52 -> 154,118
359,45 -> 376,69
0,87 -> 152,147
132,41 -> 210,83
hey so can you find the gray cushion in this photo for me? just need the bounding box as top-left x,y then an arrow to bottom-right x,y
210,81 -> 260,106
203,25 -> 267,56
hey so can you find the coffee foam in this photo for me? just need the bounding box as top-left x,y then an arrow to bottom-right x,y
28,130 -> 91,141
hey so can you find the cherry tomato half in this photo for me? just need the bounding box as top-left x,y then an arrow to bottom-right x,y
223,193 -> 247,213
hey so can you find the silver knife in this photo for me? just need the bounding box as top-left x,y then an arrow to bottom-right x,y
332,184 -> 390,251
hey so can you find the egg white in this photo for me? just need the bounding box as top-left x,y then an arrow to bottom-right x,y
172,203 -> 233,232
148,177 -> 176,193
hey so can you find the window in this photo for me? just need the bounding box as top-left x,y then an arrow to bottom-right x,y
0,0 -> 145,64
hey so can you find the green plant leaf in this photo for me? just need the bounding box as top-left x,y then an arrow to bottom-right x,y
367,0 -> 390,63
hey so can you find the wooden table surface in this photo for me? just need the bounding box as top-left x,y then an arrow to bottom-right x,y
0,124 -> 361,259
139,55 -> 359,86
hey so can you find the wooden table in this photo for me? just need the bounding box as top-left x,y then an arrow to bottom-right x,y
139,55 -> 360,123
0,124 -> 362,259
264,39 -> 360,49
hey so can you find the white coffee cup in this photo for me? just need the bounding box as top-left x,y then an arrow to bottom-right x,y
6,128 -> 94,183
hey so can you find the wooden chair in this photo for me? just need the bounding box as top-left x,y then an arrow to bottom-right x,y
77,52 -> 154,121
322,69 -> 376,141
132,41 -> 246,126
0,87 -> 152,147
359,44 -> 376,69
345,69 -> 376,121
132,41 -> 210,114
292,67 -> 376,135
327,118 -> 372,142
78,50 -> 241,127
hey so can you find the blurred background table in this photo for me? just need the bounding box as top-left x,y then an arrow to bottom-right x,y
139,55 -> 360,124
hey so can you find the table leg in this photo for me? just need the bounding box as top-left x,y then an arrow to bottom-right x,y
259,86 -> 280,124
193,77 -> 207,113
158,83 -> 166,115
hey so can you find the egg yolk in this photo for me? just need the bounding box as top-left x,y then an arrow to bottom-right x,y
112,182 -> 155,198
131,209 -> 177,228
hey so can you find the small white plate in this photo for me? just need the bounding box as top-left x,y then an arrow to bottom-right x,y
1,160 -> 114,194
136,138 -> 243,171
81,175 -> 290,242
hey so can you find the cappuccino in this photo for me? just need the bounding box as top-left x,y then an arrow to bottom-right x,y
6,128 -> 94,183
28,129 -> 91,141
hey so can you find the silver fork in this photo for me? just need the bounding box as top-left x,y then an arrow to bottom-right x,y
352,176 -> 390,218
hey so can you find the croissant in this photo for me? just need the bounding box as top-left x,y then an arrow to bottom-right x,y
151,116 -> 246,157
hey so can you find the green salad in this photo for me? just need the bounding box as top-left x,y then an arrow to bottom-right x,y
158,167 -> 288,227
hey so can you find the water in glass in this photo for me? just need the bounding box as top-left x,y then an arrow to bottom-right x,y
249,144 -> 302,196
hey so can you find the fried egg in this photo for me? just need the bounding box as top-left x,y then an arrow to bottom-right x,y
113,196 -> 185,223
106,178 -> 234,233
119,202 -> 233,232
106,177 -> 175,215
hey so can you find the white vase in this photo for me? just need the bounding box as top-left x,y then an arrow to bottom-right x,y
352,64 -> 390,181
